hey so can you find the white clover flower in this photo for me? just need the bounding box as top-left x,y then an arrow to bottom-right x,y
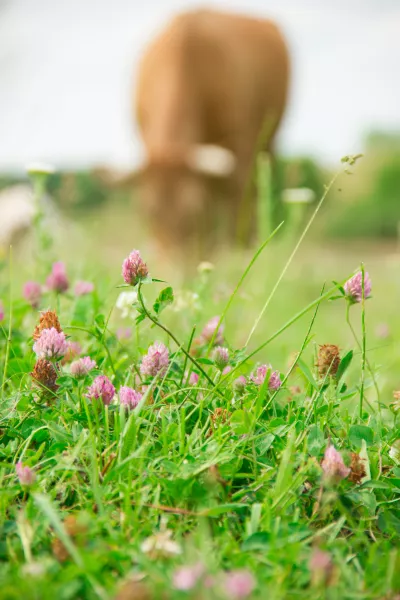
141,529 -> 181,558
116,290 -> 139,319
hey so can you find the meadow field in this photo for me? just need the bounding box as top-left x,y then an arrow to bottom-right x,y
0,157 -> 400,600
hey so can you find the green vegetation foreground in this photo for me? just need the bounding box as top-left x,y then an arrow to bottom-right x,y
0,168 -> 400,600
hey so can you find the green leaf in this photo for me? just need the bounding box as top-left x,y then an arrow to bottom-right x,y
349,425 -> 374,448
332,280 -> 345,295
56,375 -> 74,389
135,313 -> 146,325
360,480 -> 392,490
94,314 -> 105,329
308,425 -> 324,456
230,410 -> 251,435
336,350 -> 353,382
359,438 -> 371,482
153,286 -> 174,315
196,358 -> 214,365
33,493 -> 83,567
121,412 -> 137,460
255,434 -> 275,456
296,359 -> 318,389
242,531 -> 270,551
271,429 -> 295,507
378,510 -> 400,536
201,503 -> 248,517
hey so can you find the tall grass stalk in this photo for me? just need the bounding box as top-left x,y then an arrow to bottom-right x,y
245,171 -> 340,346
207,222 -> 283,353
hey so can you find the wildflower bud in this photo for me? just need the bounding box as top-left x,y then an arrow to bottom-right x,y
74,281 -> 94,296
23,281 -> 42,308
46,261 -> 69,293
200,316 -> 224,345
309,549 -> 335,587
16,462 -> 36,486
119,386 -> 142,409
210,408 -> 230,429
224,570 -> 256,599
33,328 -> 68,360
140,341 -> 169,378
213,346 -> 229,370
33,310 -> 62,340
348,452 -> 367,484
86,375 -> 115,406
269,370 -> 282,391
234,375 -> 247,393
222,365 -> 232,375
0,300 -> 4,322
344,270 -> 372,303
173,563 -> 204,591
250,364 -> 282,391
321,445 -> 350,482
122,249 -> 149,286
188,372 -> 199,386
70,356 -> 97,377
31,359 -> 59,393
317,344 -> 340,378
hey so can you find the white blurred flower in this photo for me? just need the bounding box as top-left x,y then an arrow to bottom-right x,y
282,187 -> 315,204
141,529 -> 181,559
116,290 -> 139,319
22,561 -> 47,577
171,290 -> 199,312
0,185 -> 35,246
197,261 -> 215,274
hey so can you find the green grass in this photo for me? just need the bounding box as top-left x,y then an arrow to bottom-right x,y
0,170 -> 400,600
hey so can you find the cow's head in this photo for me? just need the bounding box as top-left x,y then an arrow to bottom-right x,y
135,145 -> 237,258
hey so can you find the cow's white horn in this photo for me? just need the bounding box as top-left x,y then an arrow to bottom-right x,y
186,145 -> 236,177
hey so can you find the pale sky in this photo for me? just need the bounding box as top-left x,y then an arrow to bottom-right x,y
0,0 -> 399,171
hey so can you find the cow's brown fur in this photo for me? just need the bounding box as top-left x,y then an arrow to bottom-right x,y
135,8 -> 290,258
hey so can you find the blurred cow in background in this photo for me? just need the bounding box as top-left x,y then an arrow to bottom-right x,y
99,8 -> 290,260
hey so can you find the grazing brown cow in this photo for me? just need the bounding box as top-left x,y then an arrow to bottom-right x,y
102,9 -> 290,259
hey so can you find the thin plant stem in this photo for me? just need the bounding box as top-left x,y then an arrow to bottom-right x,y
137,284 -> 217,390
215,281 -> 343,392
65,325 -> 116,376
2,246 -> 13,400
180,326 -> 197,386
261,284 -> 325,418
245,172 -> 340,346
207,221 -> 284,353
345,300 -> 380,419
